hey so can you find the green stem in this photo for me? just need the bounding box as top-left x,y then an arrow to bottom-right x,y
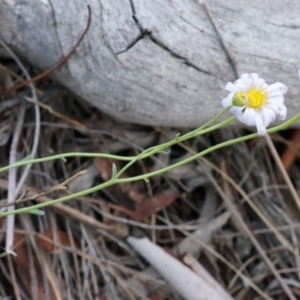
0,114 -> 235,176
116,115 -> 235,178
0,152 -> 134,174
2,111 -> 299,218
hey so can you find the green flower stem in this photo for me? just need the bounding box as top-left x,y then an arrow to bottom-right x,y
0,153 -> 134,174
185,105 -> 233,134
0,115 -> 236,177
115,115 -> 236,178
1,111 -> 300,218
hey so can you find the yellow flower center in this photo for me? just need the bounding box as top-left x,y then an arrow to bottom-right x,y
246,89 -> 267,109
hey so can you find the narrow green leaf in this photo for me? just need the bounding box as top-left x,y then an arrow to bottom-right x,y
112,163 -> 117,179
161,150 -> 170,155
28,209 -> 45,216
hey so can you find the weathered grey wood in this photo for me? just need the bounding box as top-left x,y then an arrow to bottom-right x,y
0,0 -> 299,127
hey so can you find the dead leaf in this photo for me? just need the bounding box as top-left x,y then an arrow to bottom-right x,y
280,129 -> 300,172
95,157 -> 113,182
36,230 -> 75,253
131,192 -> 178,221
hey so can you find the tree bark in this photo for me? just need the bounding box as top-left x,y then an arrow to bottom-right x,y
0,0 -> 299,127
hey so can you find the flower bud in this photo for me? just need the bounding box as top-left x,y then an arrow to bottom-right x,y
232,92 -> 248,107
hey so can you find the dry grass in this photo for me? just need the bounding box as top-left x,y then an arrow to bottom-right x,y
1,48 -> 300,300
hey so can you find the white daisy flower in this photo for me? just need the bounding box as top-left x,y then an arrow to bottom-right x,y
222,73 -> 287,136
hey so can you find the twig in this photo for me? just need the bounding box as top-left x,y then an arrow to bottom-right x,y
183,254 -> 233,300
127,236 -> 234,300
25,96 -> 87,129
265,134 -> 300,213
5,100 -> 26,255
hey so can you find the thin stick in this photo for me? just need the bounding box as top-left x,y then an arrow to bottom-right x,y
5,101 -> 26,254
265,134 -> 300,213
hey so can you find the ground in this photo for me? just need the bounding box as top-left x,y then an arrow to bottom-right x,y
0,47 -> 300,300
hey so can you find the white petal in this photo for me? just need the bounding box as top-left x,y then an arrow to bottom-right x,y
238,108 -> 256,126
222,96 -> 232,107
233,78 -> 247,91
266,96 -> 284,105
250,73 -> 260,86
260,107 -> 276,127
266,82 -> 288,94
278,105 -> 287,120
255,117 -> 267,136
248,73 -> 267,89
265,103 -> 280,114
230,106 -> 244,119
268,91 -> 285,98
225,82 -> 241,92
240,73 -> 253,88
255,78 -> 266,88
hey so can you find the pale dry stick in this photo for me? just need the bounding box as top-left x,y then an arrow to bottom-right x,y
206,171 -> 296,300
128,236 -> 234,300
0,39 -> 41,254
5,101 -> 26,255
265,134 -> 300,213
125,213 -> 231,296
184,254 -> 233,300
154,216 -> 271,299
